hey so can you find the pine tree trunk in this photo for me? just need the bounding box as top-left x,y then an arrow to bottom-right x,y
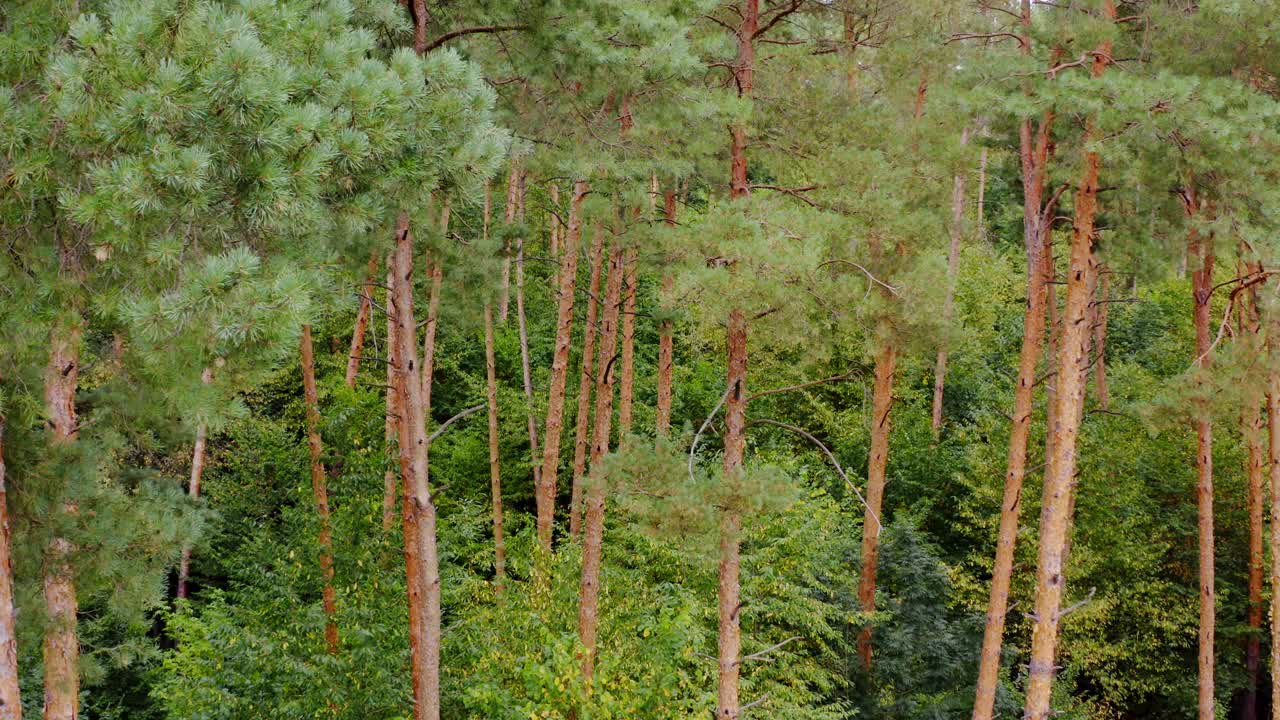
549,183 -> 561,259
1022,11 -> 1113,713
499,161 -> 519,323
1241,285 -> 1264,720
931,128 -> 971,434
420,200 -> 447,405
618,244 -> 637,438
43,242 -> 82,720
1188,205 -> 1216,720
576,238 -> 624,684
392,214 -> 442,720
1267,337 -> 1280,718
569,221 -> 606,539
177,366 -> 214,599
483,304 -> 506,591
655,190 -> 677,437
515,200 -> 541,494
1093,269 -> 1110,410
0,384 -> 21,720
301,326 -> 339,653
717,309 -> 749,719
535,181 -> 587,552
856,340 -> 896,669
383,264 -> 401,532
971,107 -> 1054,720
1044,241 -> 1059,467
346,252 -> 380,388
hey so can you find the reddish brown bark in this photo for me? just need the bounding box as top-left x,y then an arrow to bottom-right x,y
0,376 -> 20,720
717,309 -> 748,719
177,366 -> 214,600
346,252 -> 380,388
534,181 -> 587,552
1093,269 -> 1110,410
856,340 -> 896,668
549,183 -> 561,258
655,189 -> 678,437
383,265 -> 401,532
1267,324 -> 1280,717
1023,8 -> 1113,715
483,304 -> 506,591
618,245 -> 637,439
300,326 -> 339,653
1187,196 -> 1216,720
1241,282 -> 1264,720
577,238 -> 624,683
971,26 -> 1055,711
569,221 -> 606,539
392,215 -> 442,720
931,128 -> 970,434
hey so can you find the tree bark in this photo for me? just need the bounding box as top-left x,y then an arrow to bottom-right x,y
43,244 -> 82,720
176,366 -> 214,600
346,252 -> 380,388
576,237 -> 624,684
383,264 -> 401,532
484,304 -> 506,591
1188,198 -> 1216,720
498,161 -> 519,323
931,128 -> 971,434
655,190 -> 678,437
1022,9 -> 1113,715
514,192 -> 542,495
971,109 -> 1054,720
0,379 -> 21,720
549,183 -> 561,259
300,326 -> 339,653
1241,283 -> 1264,720
1092,269 -> 1110,410
569,221 -> 606,539
535,181 -> 587,552
856,340 -> 896,669
717,310 -> 748,719
420,200 -> 447,405
618,213 -> 638,438
392,214 -> 442,720
1268,327 -> 1280,718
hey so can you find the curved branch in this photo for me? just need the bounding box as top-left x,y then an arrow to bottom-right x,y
428,404 -> 484,443
422,24 -> 528,53
747,418 -> 880,531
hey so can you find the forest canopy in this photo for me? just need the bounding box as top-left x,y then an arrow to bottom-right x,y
3,1 -> 1280,719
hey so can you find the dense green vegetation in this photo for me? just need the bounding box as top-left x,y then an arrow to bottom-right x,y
4,1 -> 1280,719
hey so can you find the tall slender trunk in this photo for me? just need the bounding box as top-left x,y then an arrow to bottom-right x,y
569,222 -> 605,539
717,310 -> 748,719
1267,319 -> 1280,717
1023,8 -> 1113,715
1188,199 -> 1216,720
177,367 -> 214,599
346,252 -> 380,388
577,238 -> 624,683
971,107 -> 1054,720
535,181 -> 587,552
484,304 -> 506,591
1044,241 -> 1059,466
655,189 -> 677,437
618,241 -> 637,438
1241,283 -> 1264,720
515,195 -> 542,493
0,377 -> 21,720
383,264 -> 401,532
549,183 -> 561,259
43,244 -> 82,720
392,215 -> 442,720
300,326 -> 339,653
715,2 -> 757,715
856,340 -> 896,668
420,199 -> 447,404
1093,269 -> 1110,410
931,127 -> 971,434
499,161 -> 519,322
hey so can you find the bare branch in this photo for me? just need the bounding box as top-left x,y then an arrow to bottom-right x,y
422,24 -> 528,53
428,404 -> 484,443
747,369 -> 860,402
747,418 -> 881,531
689,382 -> 735,483
818,258 -> 900,296
738,636 -> 802,665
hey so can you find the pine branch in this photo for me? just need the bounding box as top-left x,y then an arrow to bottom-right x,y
421,24 -> 529,53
